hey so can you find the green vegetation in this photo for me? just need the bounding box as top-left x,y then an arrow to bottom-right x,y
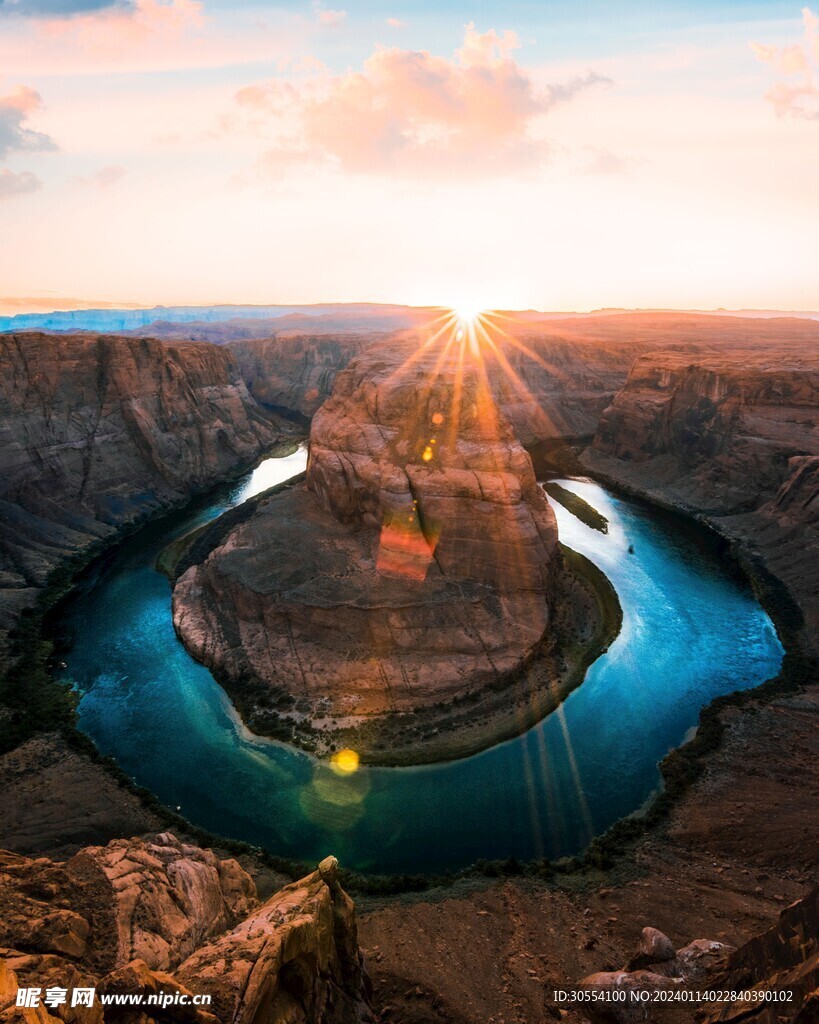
0,545 -> 100,754
558,543 -> 621,658
543,481 -> 608,533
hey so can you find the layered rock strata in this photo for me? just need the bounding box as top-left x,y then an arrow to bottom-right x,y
0,835 -> 371,1024
0,333 -> 283,660
173,346 -> 560,756
583,352 -> 819,653
230,334 -> 380,419
229,328 -> 643,443
702,886 -> 818,1023
227,313 -> 819,446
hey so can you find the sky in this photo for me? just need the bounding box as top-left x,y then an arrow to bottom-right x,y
0,0 -> 817,313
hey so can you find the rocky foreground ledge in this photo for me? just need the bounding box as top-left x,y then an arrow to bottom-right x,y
0,833 -> 372,1024
1,833 -> 815,1024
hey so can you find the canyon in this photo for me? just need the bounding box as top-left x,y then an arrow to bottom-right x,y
0,309 -> 817,1023
170,341 -> 601,762
582,348 -> 819,654
0,333 -> 290,664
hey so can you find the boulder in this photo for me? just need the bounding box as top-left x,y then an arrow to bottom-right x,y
576,969 -> 681,1023
175,856 -> 372,1024
672,939 -> 734,985
627,926 -> 676,970
68,835 -> 257,972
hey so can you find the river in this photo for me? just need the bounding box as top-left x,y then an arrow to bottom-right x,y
57,447 -> 783,874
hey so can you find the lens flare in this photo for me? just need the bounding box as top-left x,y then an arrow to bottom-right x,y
331,748 -> 360,774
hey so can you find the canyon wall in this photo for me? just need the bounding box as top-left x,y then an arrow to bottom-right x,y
228,313 -> 819,446
583,352 -> 819,652
228,327 -> 645,443
0,333 -> 283,657
230,334 -> 379,418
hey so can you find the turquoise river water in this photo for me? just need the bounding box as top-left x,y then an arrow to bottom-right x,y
57,447 -> 783,874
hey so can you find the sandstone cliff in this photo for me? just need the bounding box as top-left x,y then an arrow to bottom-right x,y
588,355 -> 818,513
172,344 -> 563,760
0,333 -> 283,657
0,834 -> 371,1024
582,351 -> 819,653
228,328 -> 643,444
228,312 -> 819,447
230,334 -> 379,419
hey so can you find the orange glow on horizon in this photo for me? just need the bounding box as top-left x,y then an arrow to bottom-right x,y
453,304 -> 485,326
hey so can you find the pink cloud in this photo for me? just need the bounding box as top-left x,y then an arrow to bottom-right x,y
232,22 -> 611,179
32,0 -> 204,59
386,17 -> 405,29
751,7 -> 819,121
0,86 -> 56,159
312,3 -> 346,28
0,0 -> 309,77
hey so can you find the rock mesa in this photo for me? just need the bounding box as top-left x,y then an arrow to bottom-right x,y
172,345 -> 559,753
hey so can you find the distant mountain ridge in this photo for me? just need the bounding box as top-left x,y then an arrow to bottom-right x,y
1,303 -> 817,334
0,303 -> 431,334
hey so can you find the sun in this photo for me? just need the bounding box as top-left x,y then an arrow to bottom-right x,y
452,304 -> 484,326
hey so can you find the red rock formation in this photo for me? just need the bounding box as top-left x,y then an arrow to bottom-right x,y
701,887 -> 818,1023
68,835 -> 256,972
589,356 -> 818,513
230,334 -> 383,418
172,344 -> 559,755
307,352 -> 557,591
583,351 -> 819,653
175,856 -> 370,1024
0,837 -> 371,1024
0,333 -> 283,659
